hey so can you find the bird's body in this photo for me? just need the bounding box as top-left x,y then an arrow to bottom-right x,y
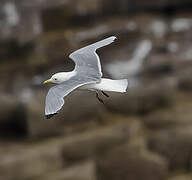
44,36 -> 128,119
49,72 -> 128,92
78,78 -> 128,92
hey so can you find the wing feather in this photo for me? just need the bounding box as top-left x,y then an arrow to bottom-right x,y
45,36 -> 117,119
69,36 -> 117,80
45,76 -> 96,119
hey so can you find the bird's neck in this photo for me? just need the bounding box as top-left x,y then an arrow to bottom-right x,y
59,71 -> 76,83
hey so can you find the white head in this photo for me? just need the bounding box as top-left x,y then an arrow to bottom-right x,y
44,72 -> 75,84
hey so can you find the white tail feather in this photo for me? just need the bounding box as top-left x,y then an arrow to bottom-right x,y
81,78 -> 128,93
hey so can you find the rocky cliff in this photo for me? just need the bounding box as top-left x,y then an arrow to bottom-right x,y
1,0 -> 192,180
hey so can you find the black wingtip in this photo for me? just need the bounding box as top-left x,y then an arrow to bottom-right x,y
45,113 -> 57,119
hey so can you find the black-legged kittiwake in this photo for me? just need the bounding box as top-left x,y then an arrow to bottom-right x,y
44,36 -> 128,119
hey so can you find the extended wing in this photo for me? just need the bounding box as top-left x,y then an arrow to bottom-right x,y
45,76 -> 96,119
45,36 -> 117,119
69,36 -> 117,81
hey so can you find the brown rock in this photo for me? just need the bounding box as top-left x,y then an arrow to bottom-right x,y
101,0 -> 192,15
0,120 -> 140,180
41,0 -> 101,31
177,69 -> 192,91
167,173 -> 192,180
143,108 -> 192,130
0,144 -> 63,180
37,160 -> 96,180
96,144 -> 168,180
105,81 -> 174,115
0,94 -> 27,138
148,127 -> 192,170
26,89 -> 62,137
41,4 -> 74,32
143,55 -> 174,78
61,119 -> 141,166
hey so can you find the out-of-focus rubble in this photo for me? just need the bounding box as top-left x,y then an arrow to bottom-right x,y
1,0 -> 192,180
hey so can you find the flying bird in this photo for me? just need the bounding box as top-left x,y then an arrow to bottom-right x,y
44,36 -> 128,119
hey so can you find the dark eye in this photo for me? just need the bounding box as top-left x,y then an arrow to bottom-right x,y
54,78 -> 57,81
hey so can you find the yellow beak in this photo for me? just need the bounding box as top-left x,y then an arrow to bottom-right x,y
43,80 -> 52,84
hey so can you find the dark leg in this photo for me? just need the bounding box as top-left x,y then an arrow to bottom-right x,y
101,91 -> 110,98
96,92 -> 104,104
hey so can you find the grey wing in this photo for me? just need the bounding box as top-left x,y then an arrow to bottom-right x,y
69,36 -> 117,80
45,76 -> 96,119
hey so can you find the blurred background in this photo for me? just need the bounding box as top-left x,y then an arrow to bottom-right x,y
1,0 -> 192,179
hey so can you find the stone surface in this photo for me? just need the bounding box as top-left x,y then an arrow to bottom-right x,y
148,127 -> 192,170
105,81 -> 174,115
0,144 -> 62,180
96,144 -> 168,180
0,120 -> 140,180
102,0 -> 192,15
144,110 -> 192,130
1,0 -> 192,41
143,94 -> 192,130
37,160 -> 96,180
2,1 -> 192,180
177,69 -> 192,91
61,119 -> 141,165
0,94 -> 27,138
168,173 -> 192,180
